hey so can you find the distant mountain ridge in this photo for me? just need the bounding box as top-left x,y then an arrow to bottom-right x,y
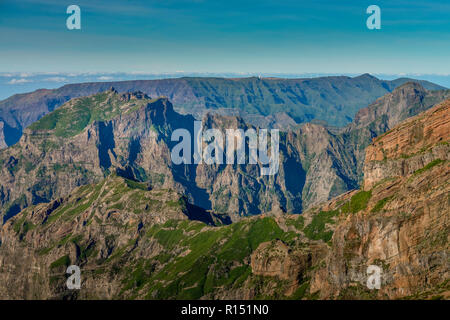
0,74 -> 446,148
0,82 -> 449,223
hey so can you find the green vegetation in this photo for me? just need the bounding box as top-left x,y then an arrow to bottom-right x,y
12,212 -> 35,241
148,227 -> 185,250
286,215 -> 305,231
124,178 -> 148,191
336,282 -> 380,300
71,235 -> 96,261
371,196 -> 393,212
289,281 -> 310,300
412,159 -> 444,176
116,217 -> 298,299
50,255 -> 71,269
28,93 -> 153,138
37,246 -> 54,256
401,279 -> 450,300
13,215 -> 27,233
57,233 -> 73,246
44,180 -> 105,224
40,174 -> 180,227
39,140 -> 60,153
24,161 -> 36,173
20,168 -> 336,300
341,190 -> 372,214
303,210 -> 339,242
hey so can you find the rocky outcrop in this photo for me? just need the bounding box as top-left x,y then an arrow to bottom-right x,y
0,121 -> 6,149
251,239 -> 327,295
340,82 -> 450,182
363,99 -> 450,189
309,99 -> 450,299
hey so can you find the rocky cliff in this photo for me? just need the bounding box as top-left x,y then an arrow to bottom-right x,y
363,99 -> 450,189
340,82 -> 450,182
308,99 -> 450,299
0,121 -> 6,149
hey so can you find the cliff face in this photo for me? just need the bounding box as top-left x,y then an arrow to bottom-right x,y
340,82 -> 450,182
250,239 -> 328,296
309,99 -> 450,299
0,121 -> 6,149
299,82 -> 450,208
364,99 -> 450,189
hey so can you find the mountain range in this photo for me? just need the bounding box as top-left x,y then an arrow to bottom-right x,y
0,74 -> 446,149
0,94 -> 448,300
0,82 -> 449,224
0,72 -> 448,300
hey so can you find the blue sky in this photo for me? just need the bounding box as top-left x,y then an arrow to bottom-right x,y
0,0 -> 449,74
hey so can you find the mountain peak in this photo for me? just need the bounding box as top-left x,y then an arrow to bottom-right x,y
392,81 -> 426,92
109,86 -> 118,94
355,73 -> 378,80
26,89 -> 158,138
120,91 -> 151,101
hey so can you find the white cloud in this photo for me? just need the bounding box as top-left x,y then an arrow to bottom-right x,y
128,71 -> 152,75
8,78 -> 32,84
44,77 -> 67,82
98,76 -> 114,81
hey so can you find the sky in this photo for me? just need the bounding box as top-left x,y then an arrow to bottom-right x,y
0,0 -> 449,75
